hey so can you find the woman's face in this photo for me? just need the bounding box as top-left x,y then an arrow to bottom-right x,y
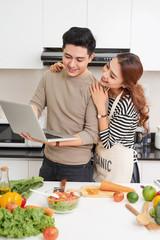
100,57 -> 125,90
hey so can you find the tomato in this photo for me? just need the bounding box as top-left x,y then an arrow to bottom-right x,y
43,227 -> 59,240
113,192 -> 124,202
6,202 -> 19,213
66,199 -> 77,204
21,197 -> 27,208
156,191 -> 160,196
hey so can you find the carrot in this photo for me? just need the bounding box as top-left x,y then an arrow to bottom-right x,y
24,205 -> 54,216
100,181 -> 136,193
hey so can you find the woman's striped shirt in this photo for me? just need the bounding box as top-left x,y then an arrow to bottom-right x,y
100,94 -> 138,152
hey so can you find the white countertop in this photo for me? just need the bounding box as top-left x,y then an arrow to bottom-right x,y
1,181 -> 160,240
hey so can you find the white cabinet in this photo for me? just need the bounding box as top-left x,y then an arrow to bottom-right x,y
43,0 -> 87,47
131,0 -> 160,71
0,0 -> 43,69
28,159 -> 43,178
0,158 -> 28,180
0,158 -> 43,180
43,0 -> 132,49
140,160 -> 160,183
88,0 -> 132,48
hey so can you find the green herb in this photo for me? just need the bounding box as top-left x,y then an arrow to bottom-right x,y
0,207 -> 54,238
9,177 -> 44,199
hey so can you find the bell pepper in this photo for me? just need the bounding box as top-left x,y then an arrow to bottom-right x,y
0,192 -> 22,208
21,197 -> 27,208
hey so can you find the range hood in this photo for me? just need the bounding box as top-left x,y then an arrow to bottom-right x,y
41,48 -> 130,66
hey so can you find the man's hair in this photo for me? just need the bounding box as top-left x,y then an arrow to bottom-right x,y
62,27 -> 96,56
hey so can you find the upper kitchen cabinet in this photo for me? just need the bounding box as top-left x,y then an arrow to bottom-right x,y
131,0 -> 160,71
0,0 -> 43,69
87,0 -> 132,48
43,0 -> 87,47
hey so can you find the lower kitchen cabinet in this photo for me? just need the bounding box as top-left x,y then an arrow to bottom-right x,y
0,158 -> 28,180
28,160 -> 43,178
1,157 -> 159,183
139,160 -> 160,183
0,158 -> 43,180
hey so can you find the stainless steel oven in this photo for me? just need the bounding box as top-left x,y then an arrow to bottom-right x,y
0,118 -> 42,148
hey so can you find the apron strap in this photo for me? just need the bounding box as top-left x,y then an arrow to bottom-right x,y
108,91 -> 123,124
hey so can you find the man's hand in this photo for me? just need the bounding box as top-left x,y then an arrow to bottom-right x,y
20,133 -> 57,146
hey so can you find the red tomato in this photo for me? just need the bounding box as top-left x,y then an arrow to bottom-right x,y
6,202 -> 19,212
43,227 -> 59,240
113,192 -> 124,202
66,199 -> 77,204
156,191 -> 160,196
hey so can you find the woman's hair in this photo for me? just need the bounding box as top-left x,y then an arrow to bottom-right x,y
62,27 -> 96,56
117,52 -> 149,133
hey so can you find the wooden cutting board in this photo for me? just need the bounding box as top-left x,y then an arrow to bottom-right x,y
67,185 -> 114,198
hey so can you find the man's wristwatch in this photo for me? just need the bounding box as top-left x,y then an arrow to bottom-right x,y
97,114 -> 107,119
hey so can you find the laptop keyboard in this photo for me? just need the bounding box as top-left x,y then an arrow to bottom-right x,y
45,133 -> 63,139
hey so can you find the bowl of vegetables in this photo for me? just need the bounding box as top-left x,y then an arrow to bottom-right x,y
45,189 -> 81,213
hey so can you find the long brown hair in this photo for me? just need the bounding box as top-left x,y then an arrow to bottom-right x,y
117,52 -> 149,133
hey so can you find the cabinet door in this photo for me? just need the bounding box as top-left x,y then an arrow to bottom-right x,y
141,161 -> 160,183
131,0 -> 160,70
0,158 -> 28,180
28,159 -> 43,178
43,0 -> 87,47
88,0 -> 132,48
0,0 -> 43,69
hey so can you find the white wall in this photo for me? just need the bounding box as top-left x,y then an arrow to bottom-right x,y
90,67 -> 160,133
0,67 -> 160,132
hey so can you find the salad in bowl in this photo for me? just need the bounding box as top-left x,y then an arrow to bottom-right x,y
46,191 -> 81,213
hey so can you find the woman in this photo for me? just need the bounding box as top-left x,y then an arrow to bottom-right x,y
50,53 -> 149,182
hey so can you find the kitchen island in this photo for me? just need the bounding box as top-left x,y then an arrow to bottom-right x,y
1,144 -> 160,182
2,181 -> 160,240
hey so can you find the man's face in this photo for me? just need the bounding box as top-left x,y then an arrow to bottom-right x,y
62,44 -> 94,77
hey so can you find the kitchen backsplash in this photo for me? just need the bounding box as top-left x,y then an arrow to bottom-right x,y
0,67 -> 160,132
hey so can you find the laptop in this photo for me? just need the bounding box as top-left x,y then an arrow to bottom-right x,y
0,100 -> 78,142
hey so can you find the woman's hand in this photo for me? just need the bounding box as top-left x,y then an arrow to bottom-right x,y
89,81 -> 108,111
50,62 -> 65,72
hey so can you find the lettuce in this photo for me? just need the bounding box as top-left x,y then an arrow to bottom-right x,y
49,200 -> 78,212
0,207 -> 55,238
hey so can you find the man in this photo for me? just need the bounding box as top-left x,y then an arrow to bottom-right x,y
24,27 -> 98,181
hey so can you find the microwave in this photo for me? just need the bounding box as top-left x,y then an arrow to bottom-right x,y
0,118 -> 43,148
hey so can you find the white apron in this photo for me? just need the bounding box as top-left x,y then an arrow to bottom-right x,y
93,91 -> 134,183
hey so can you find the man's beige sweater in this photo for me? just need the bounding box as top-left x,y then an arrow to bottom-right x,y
30,69 -> 99,165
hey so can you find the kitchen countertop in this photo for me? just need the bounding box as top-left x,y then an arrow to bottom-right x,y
0,144 -> 160,160
135,144 -> 160,160
1,181 -> 160,240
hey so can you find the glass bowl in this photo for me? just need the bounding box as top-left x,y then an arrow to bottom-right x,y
45,189 -> 81,213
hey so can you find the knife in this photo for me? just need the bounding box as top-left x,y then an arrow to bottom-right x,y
53,179 -> 67,192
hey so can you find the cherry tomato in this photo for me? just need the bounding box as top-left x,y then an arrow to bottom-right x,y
21,197 -> 27,208
6,202 -> 19,213
113,192 -> 124,202
43,227 -> 59,240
